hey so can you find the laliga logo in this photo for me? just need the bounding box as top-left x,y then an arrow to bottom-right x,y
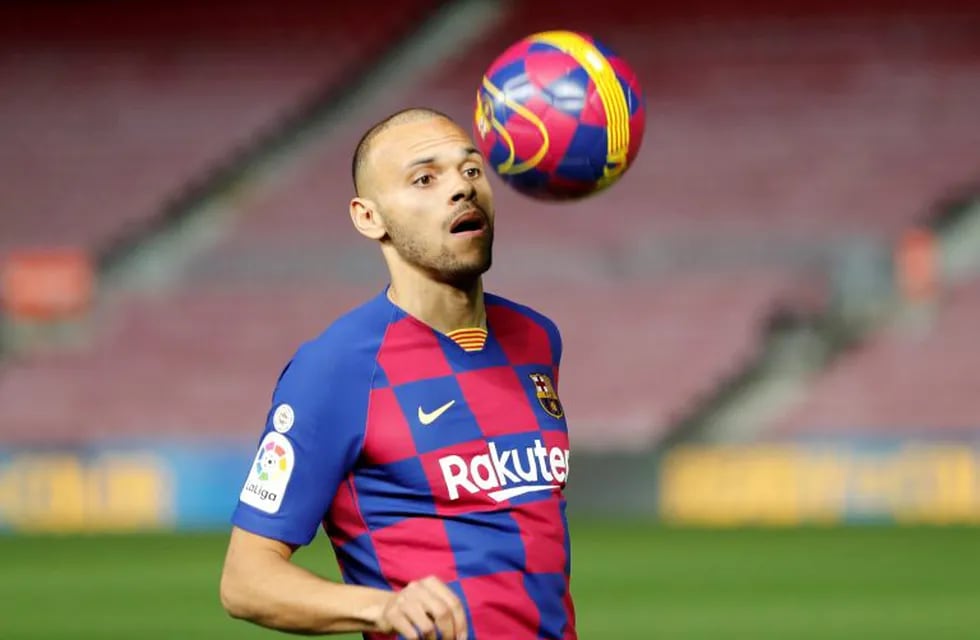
438,439 -> 569,502
254,439 -> 289,481
240,432 -> 294,514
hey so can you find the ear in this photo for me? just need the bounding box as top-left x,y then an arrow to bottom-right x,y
349,197 -> 387,241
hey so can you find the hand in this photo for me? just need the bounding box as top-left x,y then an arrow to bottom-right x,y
376,576 -> 468,640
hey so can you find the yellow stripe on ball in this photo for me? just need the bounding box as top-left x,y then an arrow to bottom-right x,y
480,75 -> 552,175
531,31 -> 632,188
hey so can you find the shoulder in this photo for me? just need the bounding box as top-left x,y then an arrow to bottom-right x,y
279,291 -> 394,386
486,291 -> 560,335
485,291 -> 563,360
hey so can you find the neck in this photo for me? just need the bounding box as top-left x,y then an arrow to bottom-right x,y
387,266 -> 486,335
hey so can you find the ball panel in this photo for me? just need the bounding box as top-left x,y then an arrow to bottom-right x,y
531,104 -> 580,175
554,123 -> 607,184
524,50 -> 580,102
484,136 -> 513,175
487,58 -> 530,100
544,175 -> 601,200
501,166 -> 555,200
527,40 -> 562,55
541,72 -> 589,117
577,78 -> 606,128
485,39 -> 535,76
588,36 -> 624,66
501,108 -> 548,173
609,57 -> 645,116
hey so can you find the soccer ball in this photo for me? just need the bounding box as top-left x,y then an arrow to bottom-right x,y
473,30 -> 646,201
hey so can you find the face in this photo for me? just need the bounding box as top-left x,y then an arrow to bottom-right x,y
355,117 -> 495,287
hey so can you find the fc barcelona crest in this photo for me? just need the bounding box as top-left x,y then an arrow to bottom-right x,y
529,372 -> 564,419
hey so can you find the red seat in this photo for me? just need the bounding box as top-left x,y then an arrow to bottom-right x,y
3,1 -> 978,450
0,0 -> 441,261
770,278 -> 980,436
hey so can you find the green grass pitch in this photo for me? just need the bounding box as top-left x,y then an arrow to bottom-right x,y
1,520 -> 977,639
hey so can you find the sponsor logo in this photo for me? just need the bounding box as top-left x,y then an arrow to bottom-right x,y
239,432 -> 294,514
438,439 -> 569,502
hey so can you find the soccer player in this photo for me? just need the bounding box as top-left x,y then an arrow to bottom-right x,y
220,108 -> 575,640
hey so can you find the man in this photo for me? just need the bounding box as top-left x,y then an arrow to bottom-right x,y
220,108 -> 575,640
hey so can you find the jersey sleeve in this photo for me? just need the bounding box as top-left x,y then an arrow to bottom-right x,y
230,338 -> 372,546
545,316 -> 563,368
539,313 -> 563,388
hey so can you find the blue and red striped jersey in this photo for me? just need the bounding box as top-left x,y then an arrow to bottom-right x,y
232,288 -> 576,639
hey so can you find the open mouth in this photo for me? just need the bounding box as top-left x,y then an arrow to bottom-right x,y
450,210 -> 486,235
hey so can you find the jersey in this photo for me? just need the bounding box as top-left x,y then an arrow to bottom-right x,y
231,288 -> 576,640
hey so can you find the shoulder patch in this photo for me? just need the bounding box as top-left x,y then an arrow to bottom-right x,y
272,403 -> 295,433
240,432 -> 295,514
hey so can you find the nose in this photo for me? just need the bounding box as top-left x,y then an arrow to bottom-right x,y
450,178 -> 476,204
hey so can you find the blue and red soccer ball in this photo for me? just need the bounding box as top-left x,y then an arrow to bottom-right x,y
474,30 -> 646,201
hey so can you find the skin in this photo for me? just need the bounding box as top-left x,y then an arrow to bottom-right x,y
220,113 -> 497,640
351,113 -> 496,334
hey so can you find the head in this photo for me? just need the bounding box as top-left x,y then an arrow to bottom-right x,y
349,108 -> 495,289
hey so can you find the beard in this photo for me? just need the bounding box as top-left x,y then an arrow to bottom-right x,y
385,212 -> 494,288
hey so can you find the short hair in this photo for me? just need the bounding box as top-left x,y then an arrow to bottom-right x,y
351,107 -> 455,196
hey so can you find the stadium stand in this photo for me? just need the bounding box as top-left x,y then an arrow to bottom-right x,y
0,285 -> 372,445
192,1 -> 979,448
768,277 -> 980,437
0,274 -> 813,448
0,0 -> 441,261
1,1 -> 978,451
195,0 -> 980,254
504,274 -> 820,449
428,0 -> 980,243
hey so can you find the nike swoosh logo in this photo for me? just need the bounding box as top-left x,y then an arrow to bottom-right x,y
418,400 -> 455,426
488,484 -> 558,502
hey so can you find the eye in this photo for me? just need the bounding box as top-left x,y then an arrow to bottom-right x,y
413,174 -> 433,187
463,166 -> 481,179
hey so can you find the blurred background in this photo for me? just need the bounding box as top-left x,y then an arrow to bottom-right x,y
1,0 -> 979,637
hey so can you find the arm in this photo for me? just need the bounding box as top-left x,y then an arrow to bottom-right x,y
220,527 -> 468,639
223,337 -> 467,638
220,526 -> 387,634
220,339 -> 383,633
